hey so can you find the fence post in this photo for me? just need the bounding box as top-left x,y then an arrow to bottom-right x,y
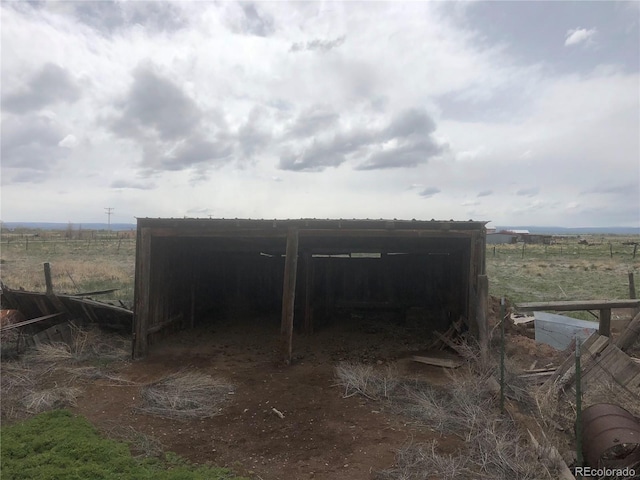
500,297 -> 505,414
575,336 -> 583,479
43,262 -> 53,295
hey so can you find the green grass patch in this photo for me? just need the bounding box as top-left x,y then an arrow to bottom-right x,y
0,410 -> 247,480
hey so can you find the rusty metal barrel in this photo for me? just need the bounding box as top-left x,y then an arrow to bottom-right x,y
581,403 -> 640,469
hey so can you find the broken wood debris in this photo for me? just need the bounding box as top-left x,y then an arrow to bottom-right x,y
411,354 -> 463,369
544,332 -> 640,397
1,282 -> 132,333
0,312 -> 64,332
428,318 -> 464,350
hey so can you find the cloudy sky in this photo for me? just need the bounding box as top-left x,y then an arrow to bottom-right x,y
1,1 -> 639,227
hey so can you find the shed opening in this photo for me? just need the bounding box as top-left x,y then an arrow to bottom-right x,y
133,219 -> 487,362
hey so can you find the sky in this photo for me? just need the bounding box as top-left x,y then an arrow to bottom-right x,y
1,0 -> 639,228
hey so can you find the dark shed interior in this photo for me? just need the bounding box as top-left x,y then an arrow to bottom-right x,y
133,219 -> 487,361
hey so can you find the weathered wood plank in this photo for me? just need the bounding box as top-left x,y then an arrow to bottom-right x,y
0,312 -> 65,332
411,355 -> 463,369
280,228 -> 299,365
517,299 -> 640,311
133,227 -> 151,358
598,308 -> 611,336
615,311 -> 640,352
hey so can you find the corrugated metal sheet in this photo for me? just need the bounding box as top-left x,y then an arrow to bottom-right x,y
534,311 -> 597,350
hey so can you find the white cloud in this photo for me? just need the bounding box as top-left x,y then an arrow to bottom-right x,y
58,134 -> 78,148
0,2 -> 637,227
564,27 -> 597,47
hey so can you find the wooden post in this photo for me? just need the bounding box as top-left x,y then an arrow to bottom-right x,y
303,252 -> 313,334
190,283 -> 196,329
43,262 -> 53,295
633,244 -> 638,259
609,243 -> 613,258
280,228 -> 299,365
467,232 -> 478,337
133,227 -> 152,358
477,275 -> 489,359
598,308 -> 611,336
629,272 -> 636,300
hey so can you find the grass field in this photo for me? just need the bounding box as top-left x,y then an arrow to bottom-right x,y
487,236 -> 640,307
0,234 -> 136,307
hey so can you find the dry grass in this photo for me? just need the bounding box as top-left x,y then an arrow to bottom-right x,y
375,441 -> 467,480
22,386 -> 82,413
101,423 -> 165,458
0,326 -> 130,421
137,371 -> 234,419
334,362 -> 400,400
336,359 -> 559,480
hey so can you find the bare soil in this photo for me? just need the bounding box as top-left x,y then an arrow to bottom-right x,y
73,316 -> 464,480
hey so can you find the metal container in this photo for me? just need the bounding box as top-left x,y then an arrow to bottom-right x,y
582,403 -> 640,469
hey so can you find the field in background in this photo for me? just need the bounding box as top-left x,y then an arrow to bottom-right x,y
487,235 -> 639,307
1,230 -> 639,311
0,231 -> 136,308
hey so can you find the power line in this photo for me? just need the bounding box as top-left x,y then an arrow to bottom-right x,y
104,207 -> 114,232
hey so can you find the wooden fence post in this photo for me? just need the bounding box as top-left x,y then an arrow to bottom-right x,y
280,228 -> 299,365
43,262 -> 53,295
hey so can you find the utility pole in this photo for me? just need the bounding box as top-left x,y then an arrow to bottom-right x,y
104,207 -> 114,233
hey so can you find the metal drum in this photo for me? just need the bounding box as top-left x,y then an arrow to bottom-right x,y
581,403 -> 640,469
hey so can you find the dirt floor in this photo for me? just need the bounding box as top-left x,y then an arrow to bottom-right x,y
73,316 -> 465,480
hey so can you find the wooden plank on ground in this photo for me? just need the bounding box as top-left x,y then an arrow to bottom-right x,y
0,312 -> 65,332
411,355 -> 463,369
517,299 -> 640,312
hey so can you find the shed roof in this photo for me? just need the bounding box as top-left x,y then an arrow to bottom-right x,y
136,218 -> 487,255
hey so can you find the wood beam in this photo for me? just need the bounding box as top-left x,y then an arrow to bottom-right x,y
598,308 -> 611,336
516,299 -> 640,312
133,227 -> 151,358
280,228 -> 299,365
476,274 -> 489,355
303,252 -> 313,334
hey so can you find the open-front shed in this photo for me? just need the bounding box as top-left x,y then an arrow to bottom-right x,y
133,218 -> 488,362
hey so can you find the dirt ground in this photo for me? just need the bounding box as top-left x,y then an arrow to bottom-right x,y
73,316 -> 465,480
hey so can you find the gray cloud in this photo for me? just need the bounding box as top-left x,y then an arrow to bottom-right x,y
156,135 -> 234,171
2,63 -> 81,113
581,183 -> 639,196
279,107 -> 444,172
286,105 -> 340,138
237,107 -> 272,160
382,108 -> 436,139
356,109 -> 444,170
357,139 -> 443,170
278,129 -> 373,171
108,63 -> 237,176
516,187 -> 540,197
290,35 -> 346,53
477,190 -> 493,197
1,114 -> 69,174
111,65 -> 201,141
72,1 -> 188,34
239,3 -> 274,37
420,187 -> 441,198
110,179 -> 156,190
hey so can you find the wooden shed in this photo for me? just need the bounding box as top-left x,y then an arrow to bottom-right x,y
133,218 -> 488,362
